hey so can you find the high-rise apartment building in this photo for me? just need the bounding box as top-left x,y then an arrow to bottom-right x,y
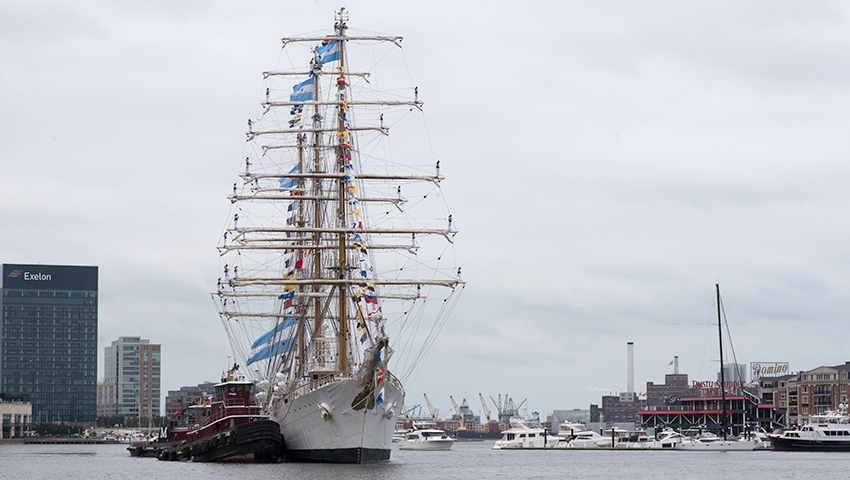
99,337 -> 161,419
0,263 -> 98,423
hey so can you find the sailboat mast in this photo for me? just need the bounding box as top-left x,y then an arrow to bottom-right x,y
716,283 -> 727,439
335,17 -> 348,376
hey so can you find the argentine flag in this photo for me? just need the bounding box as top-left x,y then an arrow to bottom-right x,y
279,163 -> 301,190
247,317 -> 297,365
290,77 -> 314,102
318,40 -> 341,64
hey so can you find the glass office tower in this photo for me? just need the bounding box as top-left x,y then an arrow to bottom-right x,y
0,264 -> 98,422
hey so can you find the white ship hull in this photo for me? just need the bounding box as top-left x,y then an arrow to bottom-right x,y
397,439 -> 455,451
271,378 -> 404,463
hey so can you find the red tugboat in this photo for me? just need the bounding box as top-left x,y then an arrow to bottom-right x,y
157,366 -> 283,462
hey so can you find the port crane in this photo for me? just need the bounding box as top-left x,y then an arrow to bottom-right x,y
479,393 -> 492,423
402,404 -> 421,422
490,394 -> 527,422
423,393 -> 438,422
449,395 -> 467,430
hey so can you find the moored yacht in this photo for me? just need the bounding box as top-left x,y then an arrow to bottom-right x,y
674,432 -> 756,450
397,423 -> 455,451
492,418 -> 558,449
650,429 -> 687,449
392,429 -> 411,443
566,430 -> 606,449
769,405 -> 850,451
557,420 -> 588,438
596,428 -> 653,449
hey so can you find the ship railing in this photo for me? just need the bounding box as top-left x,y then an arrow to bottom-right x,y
207,404 -> 261,423
386,370 -> 404,396
223,397 -> 249,407
305,360 -> 338,372
279,374 -> 345,400
277,368 -> 404,402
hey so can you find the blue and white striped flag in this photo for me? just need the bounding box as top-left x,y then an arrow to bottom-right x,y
247,317 -> 297,365
318,40 -> 341,64
279,163 -> 301,190
290,77 -> 314,102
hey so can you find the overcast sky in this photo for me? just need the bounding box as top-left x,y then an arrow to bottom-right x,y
3,0 -> 850,420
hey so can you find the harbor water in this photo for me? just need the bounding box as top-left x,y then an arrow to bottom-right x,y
0,441 -> 844,479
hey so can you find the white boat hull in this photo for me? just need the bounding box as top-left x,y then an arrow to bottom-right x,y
674,438 -> 756,451
398,439 -> 455,451
271,378 -> 403,463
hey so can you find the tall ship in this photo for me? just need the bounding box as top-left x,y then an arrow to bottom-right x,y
214,8 -> 463,463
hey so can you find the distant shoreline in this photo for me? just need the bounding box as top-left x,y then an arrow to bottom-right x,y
0,438 -> 121,445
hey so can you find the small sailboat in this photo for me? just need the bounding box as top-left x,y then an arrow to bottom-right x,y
676,285 -> 755,451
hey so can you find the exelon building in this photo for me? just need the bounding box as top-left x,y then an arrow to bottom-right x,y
0,264 -> 98,422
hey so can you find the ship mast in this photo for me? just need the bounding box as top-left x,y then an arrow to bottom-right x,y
335,8 -> 349,376
716,283 -> 727,440
217,9 -> 463,388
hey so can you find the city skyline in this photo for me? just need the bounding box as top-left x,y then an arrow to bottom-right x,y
4,1 -> 850,416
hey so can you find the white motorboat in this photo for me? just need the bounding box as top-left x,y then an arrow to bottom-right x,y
746,429 -> 773,450
651,429 -> 687,449
557,420 -> 588,438
675,432 -> 756,450
596,429 -> 654,449
397,423 -> 455,451
769,405 -> 850,451
392,429 -> 411,443
493,418 -> 558,449
566,430 -> 606,449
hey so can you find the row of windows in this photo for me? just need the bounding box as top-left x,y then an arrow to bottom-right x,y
3,314 -> 97,323
2,328 -> 97,336
798,385 -> 849,393
2,352 -> 95,361
3,316 -> 96,325
3,289 -> 97,298
1,367 -> 95,375
3,338 -> 96,346
3,337 -> 96,345
800,372 -> 849,381
3,308 -> 96,318
3,301 -> 96,308
2,378 -> 95,386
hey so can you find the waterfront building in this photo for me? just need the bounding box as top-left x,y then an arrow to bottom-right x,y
638,361 -> 782,433
0,394 -> 32,438
638,393 -> 779,434
646,373 -> 690,407
0,264 -> 98,423
96,381 -> 118,417
98,337 -> 161,420
758,361 -> 850,426
590,392 -> 646,425
164,381 -> 217,418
